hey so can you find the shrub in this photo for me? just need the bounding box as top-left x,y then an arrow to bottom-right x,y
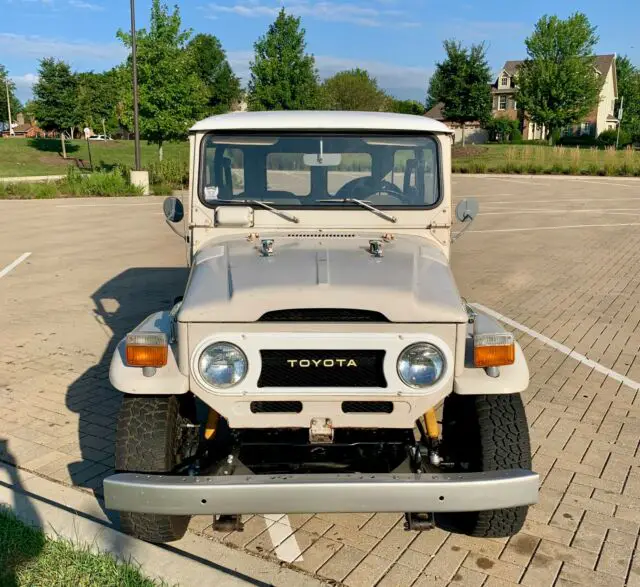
557,136 -> 597,147
597,128 -> 631,148
148,158 -> 189,188
485,117 -> 521,143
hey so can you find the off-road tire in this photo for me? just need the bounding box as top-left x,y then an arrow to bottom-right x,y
115,395 -> 190,543
436,393 -> 531,537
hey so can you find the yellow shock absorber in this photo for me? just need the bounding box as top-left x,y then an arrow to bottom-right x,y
424,408 -> 439,440
204,409 -> 220,440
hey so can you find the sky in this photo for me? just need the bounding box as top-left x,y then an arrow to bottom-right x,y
2,0 -> 639,104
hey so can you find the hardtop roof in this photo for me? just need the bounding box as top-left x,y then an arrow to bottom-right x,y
190,110 -> 454,134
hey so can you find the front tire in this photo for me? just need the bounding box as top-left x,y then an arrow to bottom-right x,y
436,393 -> 531,537
115,395 -> 191,543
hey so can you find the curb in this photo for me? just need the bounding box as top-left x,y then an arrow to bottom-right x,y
0,175 -> 65,183
0,464 -> 324,587
453,173 -> 640,181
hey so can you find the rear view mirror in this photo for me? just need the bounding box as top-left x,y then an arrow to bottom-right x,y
455,198 -> 479,222
163,197 -> 184,223
303,153 -> 342,167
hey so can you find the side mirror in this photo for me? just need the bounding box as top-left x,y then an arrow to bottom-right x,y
455,198 -> 479,222
163,197 -> 184,223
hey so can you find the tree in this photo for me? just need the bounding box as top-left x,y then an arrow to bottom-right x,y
0,65 -> 22,131
117,0 -> 206,160
187,34 -> 242,115
516,13 -> 601,144
248,9 -> 321,111
321,68 -> 390,111
76,70 -> 121,135
616,56 -> 640,142
389,99 -> 425,116
426,40 -> 492,145
32,58 -> 79,157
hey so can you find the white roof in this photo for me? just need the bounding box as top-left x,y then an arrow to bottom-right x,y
190,110 -> 453,134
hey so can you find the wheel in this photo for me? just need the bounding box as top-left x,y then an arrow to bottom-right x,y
436,393 -> 531,537
115,395 -> 192,543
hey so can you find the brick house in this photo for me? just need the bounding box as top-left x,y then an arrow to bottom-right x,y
491,54 -> 619,140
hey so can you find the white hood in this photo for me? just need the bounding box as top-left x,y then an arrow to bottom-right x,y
178,234 -> 467,324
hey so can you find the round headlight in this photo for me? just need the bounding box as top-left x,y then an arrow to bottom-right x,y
397,343 -> 445,388
199,342 -> 247,388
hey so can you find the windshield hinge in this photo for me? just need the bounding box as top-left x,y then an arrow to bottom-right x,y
426,222 -> 451,230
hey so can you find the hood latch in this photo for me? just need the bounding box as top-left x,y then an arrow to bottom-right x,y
260,238 -> 274,257
368,239 -> 384,257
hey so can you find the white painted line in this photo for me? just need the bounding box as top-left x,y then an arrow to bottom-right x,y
472,303 -> 640,392
57,203 -> 159,208
264,514 -> 303,563
471,176 -> 548,186
0,252 -> 31,278
465,198 -> 640,205
469,222 -> 640,234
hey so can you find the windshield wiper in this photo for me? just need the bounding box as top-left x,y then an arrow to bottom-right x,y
217,200 -> 299,224
318,198 -> 397,223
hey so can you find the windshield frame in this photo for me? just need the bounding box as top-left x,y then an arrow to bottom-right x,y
197,130 -> 444,211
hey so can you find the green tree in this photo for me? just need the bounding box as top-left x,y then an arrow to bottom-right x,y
389,99 -> 425,115
76,70 -> 121,135
32,58 -> 79,136
516,13 -> 601,144
616,56 -> 640,142
321,68 -> 390,111
426,40 -> 492,145
117,0 -> 206,160
187,34 -> 242,115
248,9 -> 320,111
0,65 -> 22,130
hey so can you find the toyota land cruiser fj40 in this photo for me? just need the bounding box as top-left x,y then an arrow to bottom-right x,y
104,111 -> 538,543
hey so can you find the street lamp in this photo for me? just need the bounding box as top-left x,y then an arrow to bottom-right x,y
130,0 -> 141,170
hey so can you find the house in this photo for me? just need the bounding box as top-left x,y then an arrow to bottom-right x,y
492,54 -> 619,140
424,102 -> 488,145
0,113 -> 49,138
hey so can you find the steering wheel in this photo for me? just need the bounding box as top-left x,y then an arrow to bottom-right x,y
335,177 -> 404,203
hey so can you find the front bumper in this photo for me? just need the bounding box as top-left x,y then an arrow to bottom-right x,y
104,469 -> 538,515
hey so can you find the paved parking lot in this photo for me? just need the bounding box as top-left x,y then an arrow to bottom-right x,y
1,175 -> 640,586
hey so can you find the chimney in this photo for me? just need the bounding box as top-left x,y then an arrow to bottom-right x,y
16,112 -> 25,125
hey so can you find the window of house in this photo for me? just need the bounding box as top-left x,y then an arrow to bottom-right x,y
580,122 -> 592,136
498,95 -> 507,110
501,75 -> 509,87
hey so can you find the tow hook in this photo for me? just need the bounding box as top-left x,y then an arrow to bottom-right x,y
404,512 -> 435,531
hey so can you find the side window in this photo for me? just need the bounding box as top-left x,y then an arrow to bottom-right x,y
266,153 -> 310,196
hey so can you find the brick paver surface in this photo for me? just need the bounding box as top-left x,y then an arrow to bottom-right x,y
1,175 -> 639,586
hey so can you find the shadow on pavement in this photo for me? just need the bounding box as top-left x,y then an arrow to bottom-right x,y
65,267 -> 189,524
0,440 -> 45,586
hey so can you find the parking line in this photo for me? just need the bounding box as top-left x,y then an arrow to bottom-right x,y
56,203 -> 160,208
469,222 -> 640,234
480,209 -> 640,216
472,303 -> 640,392
264,514 -> 302,562
0,252 -> 31,279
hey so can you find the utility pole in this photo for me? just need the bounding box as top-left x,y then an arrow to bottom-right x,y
5,76 -> 14,136
130,0 -> 141,170
616,96 -> 624,149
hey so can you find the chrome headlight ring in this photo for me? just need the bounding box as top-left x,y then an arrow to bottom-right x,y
198,342 -> 248,389
397,342 -> 446,388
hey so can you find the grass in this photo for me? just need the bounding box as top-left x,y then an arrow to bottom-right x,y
452,144 -> 640,176
0,168 -> 144,199
0,507 -> 160,587
0,138 -> 188,178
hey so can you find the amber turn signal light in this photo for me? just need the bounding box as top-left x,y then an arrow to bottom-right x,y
125,333 -> 168,367
473,333 -> 515,367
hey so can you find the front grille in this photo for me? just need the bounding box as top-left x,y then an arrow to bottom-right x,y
251,401 -> 303,413
258,309 -> 389,322
258,350 -> 387,388
342,401 -> 394,413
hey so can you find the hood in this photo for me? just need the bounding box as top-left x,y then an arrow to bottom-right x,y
178,234 -> 467,324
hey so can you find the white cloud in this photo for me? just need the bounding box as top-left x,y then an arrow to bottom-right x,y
10,73 -> 39,102
202,1 -> 419,28
0,33 -> 127,61
68,0 -> 104,10
227,50 -> 429,96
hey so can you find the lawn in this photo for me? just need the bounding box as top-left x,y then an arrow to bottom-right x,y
0,138 -> 188,178
0,507 -> 160,587
452,143 -> 640,175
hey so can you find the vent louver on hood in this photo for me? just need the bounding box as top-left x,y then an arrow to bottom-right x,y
259,308 -> 389,322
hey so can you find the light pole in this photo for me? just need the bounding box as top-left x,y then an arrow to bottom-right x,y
130,0 -> 141,170
5,76 -> 14,137
616,96 -> 624,150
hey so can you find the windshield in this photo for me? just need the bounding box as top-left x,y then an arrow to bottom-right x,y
200,133 -> 440,208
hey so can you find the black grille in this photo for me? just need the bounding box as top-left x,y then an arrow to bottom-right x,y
258,350 -> 387,388
258,309 -> 389,322
251,401 -> 303,413
342,401 -> 394,413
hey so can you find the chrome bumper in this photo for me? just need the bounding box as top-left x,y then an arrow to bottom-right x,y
104,469 -> 538,515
